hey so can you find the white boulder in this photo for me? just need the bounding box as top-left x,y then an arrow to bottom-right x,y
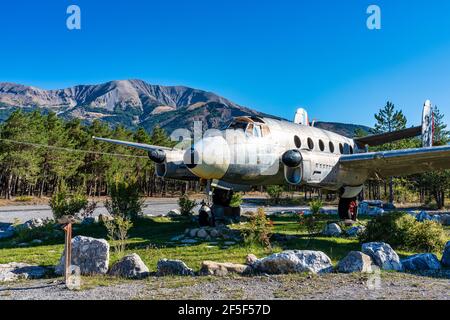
55,236 -> 110,275
253,250 -> 333,274
109,253 -> 149,279
362,242 -> 402,271
337,251 -> 373,273
441,241 -> 450,267
402,253 -> 441,271
0,263 -> 47,282
322,223 -> 342,237
157,259 -> 194,276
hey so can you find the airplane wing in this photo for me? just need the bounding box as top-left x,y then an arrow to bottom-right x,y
339,145 -> 450,178
92,136 -> 175,152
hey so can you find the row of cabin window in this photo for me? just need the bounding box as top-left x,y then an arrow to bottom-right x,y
294,135 -> 354,154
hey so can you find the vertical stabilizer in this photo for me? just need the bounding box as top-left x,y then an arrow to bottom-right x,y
422,100 -> 434,148
294,108 -> 309,126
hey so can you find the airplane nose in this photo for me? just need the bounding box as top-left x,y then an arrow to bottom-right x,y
183,136 -> 231,179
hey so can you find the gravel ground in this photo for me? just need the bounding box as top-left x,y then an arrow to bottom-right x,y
1,272 -> 449,300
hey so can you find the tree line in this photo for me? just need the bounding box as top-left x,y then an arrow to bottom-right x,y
0,110 -> 198,199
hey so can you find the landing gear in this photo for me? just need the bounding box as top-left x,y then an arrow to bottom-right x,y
198,188 -> 240,226
338,197 -> 358,221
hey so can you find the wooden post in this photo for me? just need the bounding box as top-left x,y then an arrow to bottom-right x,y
63,223 -> 73,284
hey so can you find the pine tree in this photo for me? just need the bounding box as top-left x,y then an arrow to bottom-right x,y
373,101 -> 407,204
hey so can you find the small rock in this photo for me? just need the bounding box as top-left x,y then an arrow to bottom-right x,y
246,254 -> 258,266
337,251 -> 373,273
441,241 -> 450,267
416,211 -> 432,222
322,223 -> 342,237
168,209 -> 181,217
362,242 -> 402,271
55,236 -> 109,275
18,243 -> 29,247
31,239 -> 43,245
368,207 -> 384,216
17,218 -> 45,231
200,261 -> 251,276
224,241 -> 236,246
81,217 -> 98,225
440,214 -> 450,226
0,263 -> 47,282
109,253 -> 149,279
210,229 -> 220,238
197,229 -> 208,239
189,228 -> 199,238
402,253 -> 441,271
253,250 -> 333,274
157,259 -> 194,276
346,225 -> 366,237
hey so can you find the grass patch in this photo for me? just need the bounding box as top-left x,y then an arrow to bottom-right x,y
0,214 -> 448,273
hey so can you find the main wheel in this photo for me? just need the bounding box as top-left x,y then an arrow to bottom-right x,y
338,197 -> 358,221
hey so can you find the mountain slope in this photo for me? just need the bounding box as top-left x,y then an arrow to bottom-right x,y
0,80 -> 371,137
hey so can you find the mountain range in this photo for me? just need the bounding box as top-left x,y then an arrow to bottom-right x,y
0,80 -> 372,137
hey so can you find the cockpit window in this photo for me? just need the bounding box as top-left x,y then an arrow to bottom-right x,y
228,121 -> 248,131
253,125 -> 262,137
227,120 -> 269,138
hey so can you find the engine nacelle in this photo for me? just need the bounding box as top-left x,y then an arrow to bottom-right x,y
282,149 -> 339,185
155,162 -> 199,181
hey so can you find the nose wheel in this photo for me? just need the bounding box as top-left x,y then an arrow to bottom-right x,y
338,197 -> 358,221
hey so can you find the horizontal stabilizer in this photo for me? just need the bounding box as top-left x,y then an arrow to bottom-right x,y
354,126 -> 421,147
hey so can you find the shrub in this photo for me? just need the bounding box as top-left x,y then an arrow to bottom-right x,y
104,216 -> 133,258
360,211 -> 447,252
178,194 -> 197,216
309,199 -> 324,215
105,181 -> 144,220
406,220 -> 447,252
298,212 -> 323,242
241,208 -> 273,248
230,192 -> 243,208
266,185 -> 284,204
49,184 -> 89,220
15,219 -> 60,243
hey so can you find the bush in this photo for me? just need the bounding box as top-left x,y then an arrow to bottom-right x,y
230,192 -> 243,208
15,219 -> 60,243
406,220 -> 447,252
266,185 -> 284,204
104,216 -> 133,258
178,194 -> 197,216
105,181 -> 144,220
360,212 -> 447,252
309,199 -> 324,215
49,184 -> 90,220
241,208 -> 273,248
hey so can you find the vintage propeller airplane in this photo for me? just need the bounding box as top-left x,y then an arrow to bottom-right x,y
94,100 -> 448,222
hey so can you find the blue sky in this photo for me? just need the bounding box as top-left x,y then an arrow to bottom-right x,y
1,0 -> 450,127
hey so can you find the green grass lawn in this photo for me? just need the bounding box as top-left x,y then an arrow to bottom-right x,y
0,214 -> 449,272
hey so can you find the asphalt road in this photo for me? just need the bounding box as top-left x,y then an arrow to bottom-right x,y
0,198 -> 337,224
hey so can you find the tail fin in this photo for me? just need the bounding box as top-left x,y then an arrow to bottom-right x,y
422,100 -> 434,148
294,108 -> 309,126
